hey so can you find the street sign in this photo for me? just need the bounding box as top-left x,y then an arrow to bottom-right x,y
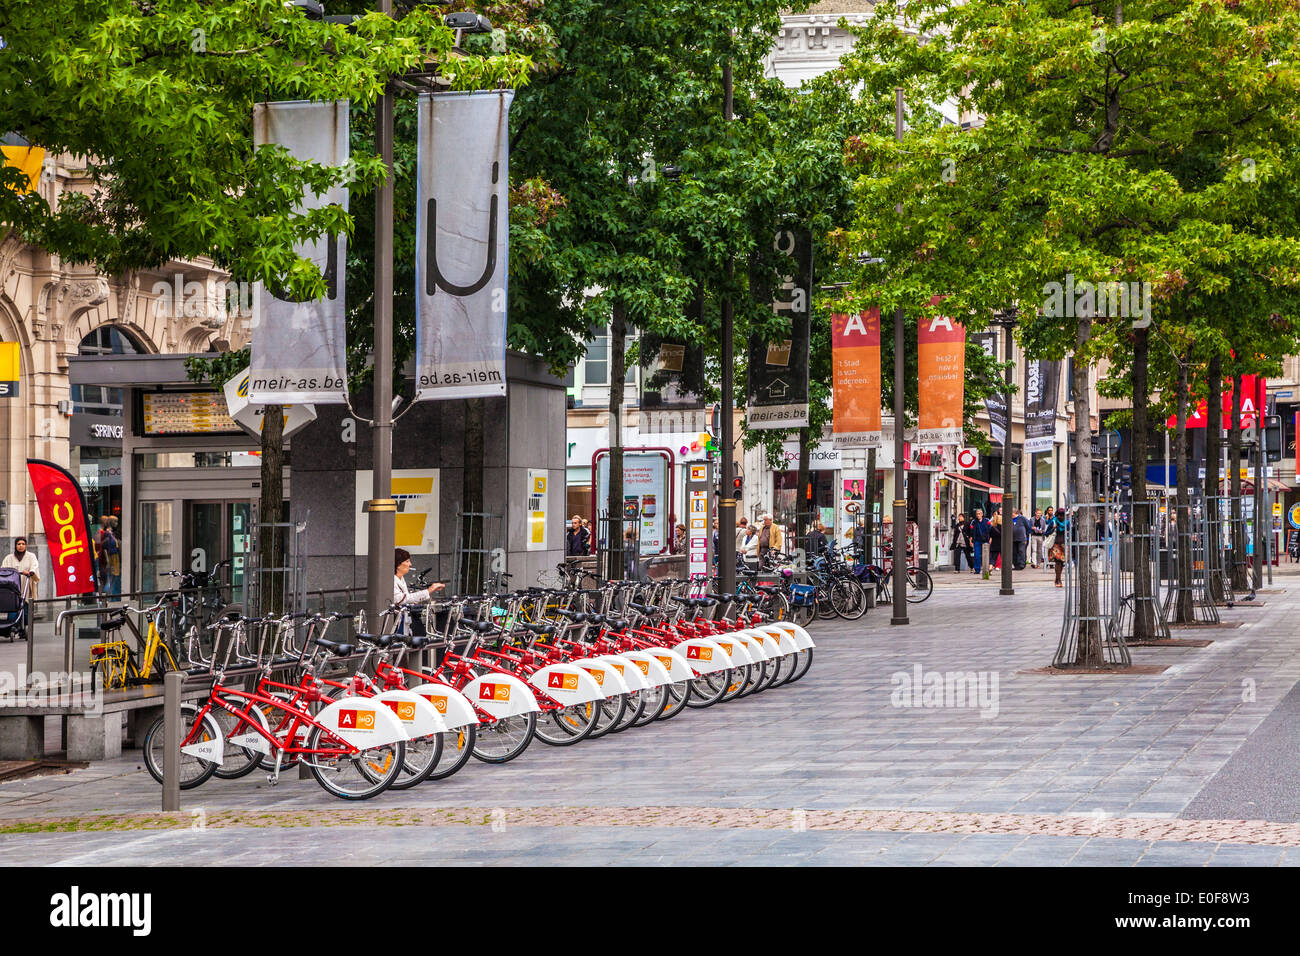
955,447 -> 979,470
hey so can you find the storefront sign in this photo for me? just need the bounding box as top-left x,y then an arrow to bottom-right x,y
70,413 -> 124,447
779,439 -> 841,470
831,309 -> 881,448
916,299 -> 965,445
415,90 -> 513,401
223,368 -> 317,440
250,100 -> 349,404
0,342 -> 19,397
27,459 -> 95,595
527,470 -> 548,551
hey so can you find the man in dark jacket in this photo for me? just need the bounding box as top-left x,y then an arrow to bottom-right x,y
806,522 -> 829,557
565,515 -> 590,556
1011,508 -> 1030,570
967,508 -> 990,574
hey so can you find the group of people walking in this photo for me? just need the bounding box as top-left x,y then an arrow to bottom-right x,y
949,505 -> 1071,586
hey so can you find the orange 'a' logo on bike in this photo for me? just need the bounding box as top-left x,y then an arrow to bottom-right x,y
478,683 -> 510,701
384,700 -> 418,722
686,645 -> 712,661
338,709 -> 376,730
422,694 -> 449,713
547,671 -> 579,691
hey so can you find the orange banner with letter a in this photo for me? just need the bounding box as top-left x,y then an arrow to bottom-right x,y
27,459 -> 96,595
916,297 -> 965,445
831,309 -> 882,449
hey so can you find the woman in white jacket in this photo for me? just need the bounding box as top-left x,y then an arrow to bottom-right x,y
393,548 -> 445,630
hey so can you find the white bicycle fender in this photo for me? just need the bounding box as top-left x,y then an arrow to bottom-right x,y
529,662 -> 605,706
642,646 -> 695,683
592,654 -> 648,691
734,629 -> 774,661
574,657 -> 632,697
407,682 -> 480,730
618,649 -> 672,688
374,689 -> 448,739
774,621 -> 815,650
315,695 -> 410,748
756,624 -> 800,655
462,673 -> 541,718
674,638 -> 733,674
711,634 -> 754,666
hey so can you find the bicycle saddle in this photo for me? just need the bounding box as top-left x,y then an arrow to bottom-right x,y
554,609 -> 588,623
98,613 -> 128,633
407,636 -> 431,650
464,620 -> 498,634
313,638 -> 354,657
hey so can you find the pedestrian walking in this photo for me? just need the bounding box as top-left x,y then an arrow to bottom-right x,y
565,515 -> 590,556
757,513 -> 783,567
950,512 -> 970,571
989,507 -> 1003,572
806,522 -> 829,556
967,508 -> 990,575
1012,508 -> 1030,571
1049,507 -> 1068,587
1029,507 -> 1048,568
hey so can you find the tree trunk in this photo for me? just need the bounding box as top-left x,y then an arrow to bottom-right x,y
1173,358 -> 1193,623
458,397 -> 485,594
1229,371 -> 1246,591
606,303 -> 627,580
1072,317 -> 1101,665
1130,327 -> 1154,639
796,427 -> 811,553
1205,355 -> 1223,601
258,405 -> 285,614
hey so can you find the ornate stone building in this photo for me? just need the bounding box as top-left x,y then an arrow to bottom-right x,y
0,150 -> 247,583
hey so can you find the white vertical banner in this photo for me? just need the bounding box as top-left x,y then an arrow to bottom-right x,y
526,469 -> 548,551
416,90 -> 513,400
250,100 -> 349,404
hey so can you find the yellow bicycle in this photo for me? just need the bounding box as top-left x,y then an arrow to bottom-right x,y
89,598 -> 178,690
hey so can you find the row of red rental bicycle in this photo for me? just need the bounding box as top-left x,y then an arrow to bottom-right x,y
143,578 -> 816,799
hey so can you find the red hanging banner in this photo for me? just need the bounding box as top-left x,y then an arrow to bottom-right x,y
1165,375 -> 1266,430
917,297 -> 966,445
26,459 -> 96,595
831,308 -> 882,449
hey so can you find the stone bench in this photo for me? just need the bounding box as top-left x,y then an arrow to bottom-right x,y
0,683 -> 209,761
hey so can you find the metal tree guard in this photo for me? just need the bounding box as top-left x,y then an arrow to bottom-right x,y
1161,500 -> 1219,625
1205,495 -> 1235,606
1054,500 -> 1131,668
1113,499 -> 1170,642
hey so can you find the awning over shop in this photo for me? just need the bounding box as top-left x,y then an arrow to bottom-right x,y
943,472 -> 1005,502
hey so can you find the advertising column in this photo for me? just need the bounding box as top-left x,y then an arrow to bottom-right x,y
686,462 -> 714,581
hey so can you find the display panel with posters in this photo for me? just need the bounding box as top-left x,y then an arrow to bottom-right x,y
593,449 -> 672,555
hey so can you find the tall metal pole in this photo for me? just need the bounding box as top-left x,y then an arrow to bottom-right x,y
891,88 -> 908,625
1253,418 -> 1263,589
717,59 -> 737,596
999,318 -> 1014,596
364,0 -> 398,629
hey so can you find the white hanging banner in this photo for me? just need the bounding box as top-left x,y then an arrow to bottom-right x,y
250,100 -> 349,404
416,90 -> 513,400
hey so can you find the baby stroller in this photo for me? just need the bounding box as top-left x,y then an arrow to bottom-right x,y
0,567 -> 30,642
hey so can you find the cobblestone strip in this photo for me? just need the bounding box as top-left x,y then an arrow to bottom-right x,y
3,806 -> 1299,847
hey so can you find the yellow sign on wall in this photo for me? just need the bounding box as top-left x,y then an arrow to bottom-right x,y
0,342 -> 19,398
527,469 -> 548,550
1,145 -> 45,194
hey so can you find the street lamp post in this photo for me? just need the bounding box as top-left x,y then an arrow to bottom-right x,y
995,309 -> 1017,596
891,88 -> 908,625
718,59 -> 738,597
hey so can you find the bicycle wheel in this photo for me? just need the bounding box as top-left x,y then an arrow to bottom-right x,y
428,724 -> 476,780
211,704 -> 270,780
720,665 -> 751,702
763,591 -> 790,621
787,646 -> 815,684
686,671 -> 728,707
471,712 -> 536,764
142,705 -> 221,790
631,683 -> 670,726
307,724 -> 406,800
790,600 -> 817,628
586,693 -> 628,739
535,700 -> 598,745
906,568 -> 933,603
387,732 -> 442,790
658,679 -> 693,720
609,689 -> 646,731
830,578 -> 867,621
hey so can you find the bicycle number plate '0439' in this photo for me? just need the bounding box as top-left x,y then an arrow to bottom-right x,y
374,689 -> 448,738
406,682 -> 480,729
574,658 -> 632,697
528,663 -> 605,705
615,650 -> 672,688
315,696 -> 410,748
462,673 -> 541,719
180,736 -> 224,765
590,655 -> 648,692
673,638 -> 733,674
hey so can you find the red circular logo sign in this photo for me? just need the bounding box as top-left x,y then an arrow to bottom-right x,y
956,448 -> 978,470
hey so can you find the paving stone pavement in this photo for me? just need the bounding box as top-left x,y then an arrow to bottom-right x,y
1,571 -> 1298,866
